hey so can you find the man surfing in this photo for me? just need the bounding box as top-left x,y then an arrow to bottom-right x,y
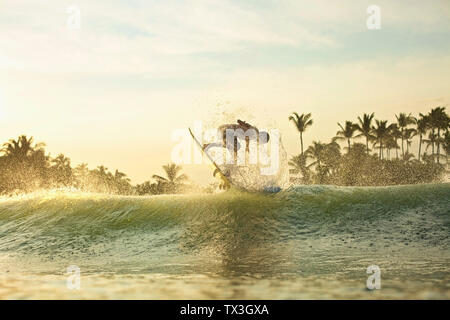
202,120 -> 270,178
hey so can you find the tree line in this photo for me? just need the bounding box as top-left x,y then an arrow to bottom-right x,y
1,106 -> 448,195
288,107 -> 449,185
0,136 -> 193,195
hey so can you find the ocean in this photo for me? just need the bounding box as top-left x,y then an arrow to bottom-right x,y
0,183 -> 449,299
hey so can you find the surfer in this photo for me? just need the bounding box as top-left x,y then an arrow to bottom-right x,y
189,121 -> 278,191
202,119 -> 270,165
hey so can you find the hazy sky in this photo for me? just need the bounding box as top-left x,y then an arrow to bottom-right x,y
1,0 -> 450,184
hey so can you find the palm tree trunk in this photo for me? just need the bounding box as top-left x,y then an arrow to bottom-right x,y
401,129 -> 404,157
379,140 -> 382,159
437,128 -> 441,164
347,139 -> 351,153
445,152 -> 448,172
432,128 -> 435,163
395,139 -> 398,159
300,132 -> 304,155
418,135 -> 422,162
366,136 -> 369,154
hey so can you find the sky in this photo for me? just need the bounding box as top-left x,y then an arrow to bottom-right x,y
1,0 -> 450,184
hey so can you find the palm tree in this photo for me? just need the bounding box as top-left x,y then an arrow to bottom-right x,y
113,169 -> 127,180
52,154 -> 71,168
395,113 -> 415,157
322,141 -> 341,176
2,135 -> 45,161
305,141 -> 334,183
305,141 -> 326,169
443,130 -> 450,168
96,165 -> 109,176
305,141 -> 341,183
355,113 -> 375,154
288,154 -> 310,184
51,154 -> 73,186
113,169 -> 131,194
404,128 -> 416,156
427,107 -> 449,163
74,163 -> 89,190
372,120 -> 392,159
427,108 -> 438,161
431,107 -> 449,163
334,121 -> 357,153
289,112 -> 313,155
389,124 -> 402,159
152,163 -> 188,193
113,169 -> 130,185
384,136 -> 399,160
91,165 -> 113,191
423,131 -> 438,159
416,114 -> 428,161
74,163 -> 89,178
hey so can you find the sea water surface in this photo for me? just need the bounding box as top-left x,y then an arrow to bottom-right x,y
0,183 -> 449,299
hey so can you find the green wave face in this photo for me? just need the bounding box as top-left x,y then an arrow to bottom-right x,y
0,184 -> 449,276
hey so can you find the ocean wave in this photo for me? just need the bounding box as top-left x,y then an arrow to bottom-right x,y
0,184 -> 448,264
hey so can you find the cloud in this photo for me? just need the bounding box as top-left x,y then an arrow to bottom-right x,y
0,0 -> 336,74
1,0 -> 449,76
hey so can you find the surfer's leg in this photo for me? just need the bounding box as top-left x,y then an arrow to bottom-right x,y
227,139 -> 241,163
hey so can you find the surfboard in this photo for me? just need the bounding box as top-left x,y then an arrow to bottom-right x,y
188,128 -> 231,190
